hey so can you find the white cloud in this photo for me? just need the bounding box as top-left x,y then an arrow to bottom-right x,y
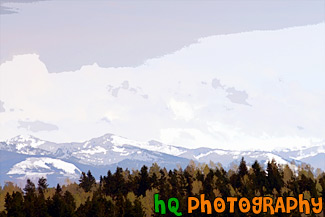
0,24 -> 324,151
168,98 -> 194,121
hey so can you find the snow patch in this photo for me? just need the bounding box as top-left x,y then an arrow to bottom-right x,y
79,146 -> 107,155
7,157 -> 81,177
112,146 -> 125,153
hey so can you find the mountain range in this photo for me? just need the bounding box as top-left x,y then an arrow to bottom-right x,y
0,134 -> 324,186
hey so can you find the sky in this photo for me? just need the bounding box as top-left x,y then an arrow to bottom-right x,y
0,0 -> 324,151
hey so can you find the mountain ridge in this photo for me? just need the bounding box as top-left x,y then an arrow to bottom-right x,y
0,133 -> 324,186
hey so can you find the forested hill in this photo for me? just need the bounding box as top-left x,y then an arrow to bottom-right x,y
0,158 -> 324,217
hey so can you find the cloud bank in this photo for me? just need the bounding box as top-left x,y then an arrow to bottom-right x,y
1,0 -> 323,72
0,24 -> 324,151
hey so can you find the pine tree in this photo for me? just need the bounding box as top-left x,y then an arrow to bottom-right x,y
0,159 -> 323,217
63,191 -> 77,216
48,187 -> 65,217
202,169 -> 214,198
37,177 -> 48,195
251,160 -> 266,195
215,167 -> 230,197
4,191 -> 25,217
23,179 -> 38,217
137,165 -> 150,197
103,170 -> 113,196
238,157 -> 248,177
266,159 -> 284,195
24,179 -> 36,195
79,170 -> 96,192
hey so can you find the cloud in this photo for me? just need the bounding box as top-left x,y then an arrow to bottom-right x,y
0,24 -> 324,151
225,87 -> 250,106
168,99 -> 194,121
0,101 -> 5,112
1,1 -> 323,72
18,120 -> 58,132
297,126 -> 304,130
211,78 -> 223,89
100,117 -> 111,124
107,80 -> 148,99
210,78 -> 250,106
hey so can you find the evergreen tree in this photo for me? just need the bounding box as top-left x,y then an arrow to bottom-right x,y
202,169 -> 214,198
103,170 -> 114,196
215,167 -> 230,197
266,159 -> 284,195
158,169 -> 171,201
251,160 -> 266,195
124,199 -> 145,217
0,159 -> 323,217
238,157 -> 248,178
4,191 -> 25,217
63,191 -> 77,217
79,170 -> 96,192
183,170 -> 193,196
47,187 -> 65,217
23,179 -> 38,217
37,177 -> 48,195
111,167 -> 127,198
56,183 -> 62,194
24,179 -> 36,195
137,165 -> 150,197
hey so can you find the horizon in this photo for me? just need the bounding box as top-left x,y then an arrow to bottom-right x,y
2,132 -> 324,153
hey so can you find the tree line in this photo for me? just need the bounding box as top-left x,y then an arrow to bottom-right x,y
0,158 -> 324,217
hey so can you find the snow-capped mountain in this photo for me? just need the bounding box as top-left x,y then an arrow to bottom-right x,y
179,148 -> 294,168
274,145 -> 325,170
0,134 -> 324,186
